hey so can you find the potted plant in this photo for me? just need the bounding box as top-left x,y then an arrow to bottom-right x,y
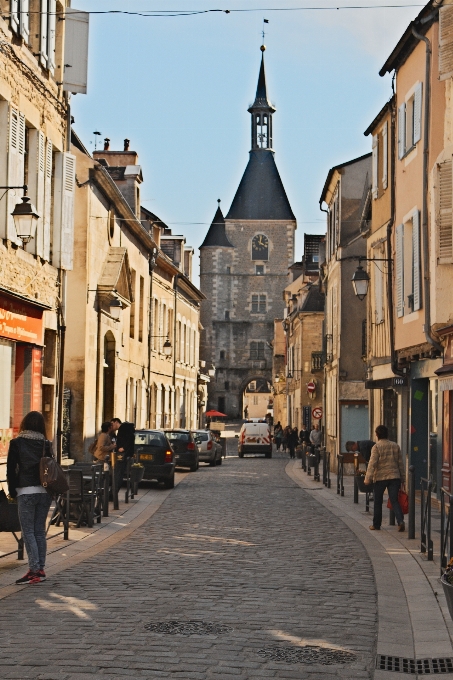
130,463 -> 145,487
441,558 -> 453,621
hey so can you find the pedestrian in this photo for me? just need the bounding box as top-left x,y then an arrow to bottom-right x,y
6,411 -> 53,585
310,423 -> 322,448
345,439 -> 375,464
282,426 -> 290,453
364,424 -> 405,532
288,427 -> 299,459
299,424 -> 310,445
115,421 -> 136,490
93,421 -> 116,462
274,421 -> 283,451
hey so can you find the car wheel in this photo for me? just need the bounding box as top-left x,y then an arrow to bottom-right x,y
164,475 -> 175,489
190,461 -> 198,472
217,456 -> 222,466
209,459 -> 216,467
265,450 -> 272,459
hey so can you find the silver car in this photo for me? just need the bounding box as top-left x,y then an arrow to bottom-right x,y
192,430 -> 223,466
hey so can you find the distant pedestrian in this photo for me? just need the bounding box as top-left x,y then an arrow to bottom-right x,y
288,427 -> 299,459
282,426 -> 290,453
310,423 -> 322,448
7,411 -> 53,585
93,421 -> 116,462
299,424 -> 310,445
274,422 -> 283,451
364,425 -> 405,532
115,421 -> 136,489
345,439 -> 375,464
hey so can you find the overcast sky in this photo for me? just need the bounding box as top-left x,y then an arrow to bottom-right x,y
72,1 -> 420,284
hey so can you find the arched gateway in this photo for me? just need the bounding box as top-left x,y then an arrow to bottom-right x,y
199,47 -> 296,418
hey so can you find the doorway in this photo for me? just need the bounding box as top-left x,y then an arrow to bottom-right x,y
383,389 -> 398,443
103,332 -> 115,422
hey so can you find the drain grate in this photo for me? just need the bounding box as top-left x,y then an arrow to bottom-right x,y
377,655 -> 453,674
144,620 -> 233,636
258,645 -> 356,665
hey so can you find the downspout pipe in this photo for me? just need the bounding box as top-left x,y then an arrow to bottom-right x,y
411,21 -> 443,354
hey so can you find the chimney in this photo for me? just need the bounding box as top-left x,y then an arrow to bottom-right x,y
104,138 -> 110,151
124,138 -> 130,151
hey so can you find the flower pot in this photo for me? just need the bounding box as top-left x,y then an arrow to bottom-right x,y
130,465 -> 145,486
441,575 -> 453,621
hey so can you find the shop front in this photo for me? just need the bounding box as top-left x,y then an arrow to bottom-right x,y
435,326 -> 453,493
0,291 -> 45,462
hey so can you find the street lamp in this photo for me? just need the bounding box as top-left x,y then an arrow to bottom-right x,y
163,338 -> 172,356
12,195 -> 40,244
351,263 -> 370,301
208,365 -> 216,377
109,298 -> 122,320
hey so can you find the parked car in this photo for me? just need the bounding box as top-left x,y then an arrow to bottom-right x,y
238,421 -> 272,458
164,429 -> 199,472
134,429 -> 175,488
192,430 -> 222,466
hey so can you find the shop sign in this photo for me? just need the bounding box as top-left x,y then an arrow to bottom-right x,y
0,293 -> 43,345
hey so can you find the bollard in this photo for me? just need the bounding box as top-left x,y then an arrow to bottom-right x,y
103,467 -> 110,517
314,449 -> 320,482
408,465 -> 415,539
63,486 -> 70,540
301,444 -> 307,472
353,453 -> 359,504
111,451 -> 119,510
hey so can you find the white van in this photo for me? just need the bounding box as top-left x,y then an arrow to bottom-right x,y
238,422 -> 272,458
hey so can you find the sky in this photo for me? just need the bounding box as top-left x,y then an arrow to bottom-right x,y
71,1 -> 421,285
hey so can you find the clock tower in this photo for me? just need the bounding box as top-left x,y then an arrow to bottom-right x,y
200,48 -> 296,418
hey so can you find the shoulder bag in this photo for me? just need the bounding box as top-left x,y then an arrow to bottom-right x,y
39,441 -> 69,495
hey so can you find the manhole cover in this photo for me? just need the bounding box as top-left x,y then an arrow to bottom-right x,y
144,620 -> 233,636
258,645 -> 356,665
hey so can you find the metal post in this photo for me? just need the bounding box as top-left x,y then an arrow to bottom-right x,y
307,446 -> 312,476
314,449 -> 320,482
327,451 -> 331,489
353,453 -> 359,504
408,465 -> 415,539
63,487 -> 69,540
103,467 -> 110,517
111,452 -> 119,510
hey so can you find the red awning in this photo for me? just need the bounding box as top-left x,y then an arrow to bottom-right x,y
205,410 -> 227,418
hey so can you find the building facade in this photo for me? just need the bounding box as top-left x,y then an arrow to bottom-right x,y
200,48 -> 296,418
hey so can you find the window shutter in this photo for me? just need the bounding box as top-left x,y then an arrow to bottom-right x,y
382,121 -> 388,190
413,82 -> 423,145
440,5 -> 453,81
40,0 -> 48,67
398,103 -> 406,160
26,130 -> 45,257
53,152 -> 75,270
0,102 -> 9,240
437,159 -> 453,263
6,108 -> 24,244
10,0 -> 19,34
396,223 -> 404,317
372,135 -> 378,199
47,0 -> 56,74
412,209 -> 421,311
19,0 -> 29,42
63,9 -> 89,94
43,139 -> 52,261
374,248 -> 384,324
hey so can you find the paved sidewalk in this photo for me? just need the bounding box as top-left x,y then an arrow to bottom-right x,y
287,459 -> 453,679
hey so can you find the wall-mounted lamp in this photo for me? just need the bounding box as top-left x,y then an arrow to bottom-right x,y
208,365 -> 216,377
0,186 -> 39,245
109,298 -> 122,320
351,263 -> 370,301
163,338 -> 172,356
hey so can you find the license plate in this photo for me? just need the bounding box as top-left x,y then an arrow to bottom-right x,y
140,454 -> 154,461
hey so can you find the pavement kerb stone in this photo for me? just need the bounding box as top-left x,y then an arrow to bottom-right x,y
0,471 -> 188,601
285,460 -> 453,672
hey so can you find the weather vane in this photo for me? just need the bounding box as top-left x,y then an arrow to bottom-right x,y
262,18 -> 269,46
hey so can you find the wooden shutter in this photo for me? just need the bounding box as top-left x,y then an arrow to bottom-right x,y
47,0 -> 56,74
412,209 -> 421,312
440,5 -> 453,81
413,82 -> 422,145
10,0 -> 19,34
437,159 -> 453,263
53,152 -> 75,269
26,130 -> 45,257
372,135 -> 378,199
374,247 -> 384,324
382,121 -> 388,190
40,0 -> 48,68
63,9 -> 89,94
398,103 -> 406,160
43,139 -> 52,261
19,0 -> 29,42
396,223 -> 404,317
7,108 -> 24,244
0,102 -> 9,239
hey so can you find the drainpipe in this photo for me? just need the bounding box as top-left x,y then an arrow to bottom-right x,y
56,271 -> 67,464
147,248 -> 158,427
411,21 -> 443,354
173,274 -> 178,426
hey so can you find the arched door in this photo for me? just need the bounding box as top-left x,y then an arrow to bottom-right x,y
103,331 -> 116,422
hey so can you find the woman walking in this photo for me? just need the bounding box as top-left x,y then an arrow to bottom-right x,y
7,411 -> 53,585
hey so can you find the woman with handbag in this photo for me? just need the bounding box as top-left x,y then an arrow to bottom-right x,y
364,424 -> 406,532
6,411 -> 53,585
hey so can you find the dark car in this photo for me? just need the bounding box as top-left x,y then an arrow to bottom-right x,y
164,429 -> 199,472
134,429 -> 175,488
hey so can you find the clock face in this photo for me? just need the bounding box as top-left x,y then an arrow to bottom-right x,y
252,234 -> 269,261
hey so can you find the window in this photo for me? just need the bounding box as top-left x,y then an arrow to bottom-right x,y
225,310 -> 230,320
10,0 -> 30,42
226,266 -> 231,274
129,270 -> 136,338
251,294 -> 266,313
224,381 -> 229,391
255,265 -> 264,275
250,341 -> 265,360
138,276 -> 144,342
396,209 -> 421,317
251,234 -> 269,261
374,245 -> 384,324
398,84 -> 422,159
220,350 -> 225,360
440,5 -> 453,80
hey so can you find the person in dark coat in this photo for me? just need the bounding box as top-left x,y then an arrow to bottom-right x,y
288,427 -> 299,459
299,424 -> 310,445
346,439 -> 375,464
114,421 -> 135,489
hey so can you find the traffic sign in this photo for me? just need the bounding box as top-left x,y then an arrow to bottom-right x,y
307,381 -> 316,394
312,407 -> 323,419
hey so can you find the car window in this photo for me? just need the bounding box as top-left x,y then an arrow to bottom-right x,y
194,433 -> 208,442
166,432 -> 189,441
135,432 -> 167,447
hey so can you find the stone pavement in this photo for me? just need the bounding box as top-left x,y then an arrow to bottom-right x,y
0,446 -> 377,680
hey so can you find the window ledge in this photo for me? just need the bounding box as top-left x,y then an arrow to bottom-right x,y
402,145 -> 417,165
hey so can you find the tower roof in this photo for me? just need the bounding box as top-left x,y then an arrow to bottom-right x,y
200,205 -> 234,248
248,51 -> 275,113
226,150 -> 295,221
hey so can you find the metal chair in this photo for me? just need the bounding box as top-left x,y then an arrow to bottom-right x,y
67,468 -> 94,527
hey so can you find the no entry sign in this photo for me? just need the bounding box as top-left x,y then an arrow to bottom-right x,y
307,381 -> 316,394
312,407 -> 323,420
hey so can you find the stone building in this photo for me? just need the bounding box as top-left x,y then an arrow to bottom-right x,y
200,48 -> 296,417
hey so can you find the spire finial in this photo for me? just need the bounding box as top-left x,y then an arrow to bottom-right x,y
217,198 -> 221,205
260,44 -> 266,52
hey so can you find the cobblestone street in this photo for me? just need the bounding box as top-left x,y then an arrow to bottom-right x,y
0,448 -> 377,680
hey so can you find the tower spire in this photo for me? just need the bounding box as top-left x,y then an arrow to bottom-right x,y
248,46 -> 275,151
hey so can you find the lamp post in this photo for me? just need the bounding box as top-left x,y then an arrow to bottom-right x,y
0,185 -> 39,245
109,298 -> 122,320
351,263 -> 370,301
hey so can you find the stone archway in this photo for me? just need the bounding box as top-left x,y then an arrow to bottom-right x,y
238,374 -> 272,420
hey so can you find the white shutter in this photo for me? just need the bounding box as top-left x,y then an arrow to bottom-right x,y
437,159 -> 453,263
40,0 -> 48,68
26,130 -> 45,257
382,121 -> 388,190
0,102 -> 9,240
412,209 -> 421,312
413,82 -> 423,145
10,0 -> 19,34
374,248 -> 384,324
63,9 -> 89,94
43,139 -> 52,261
398,103 -> 406,160
6,108 -> 24,244
439,5 -> 453,81
19,0 -> 29,42
53,152 -> 75,270
47,0 -> 56,74
396,223 -> 404,317
372,135 -> 378,200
